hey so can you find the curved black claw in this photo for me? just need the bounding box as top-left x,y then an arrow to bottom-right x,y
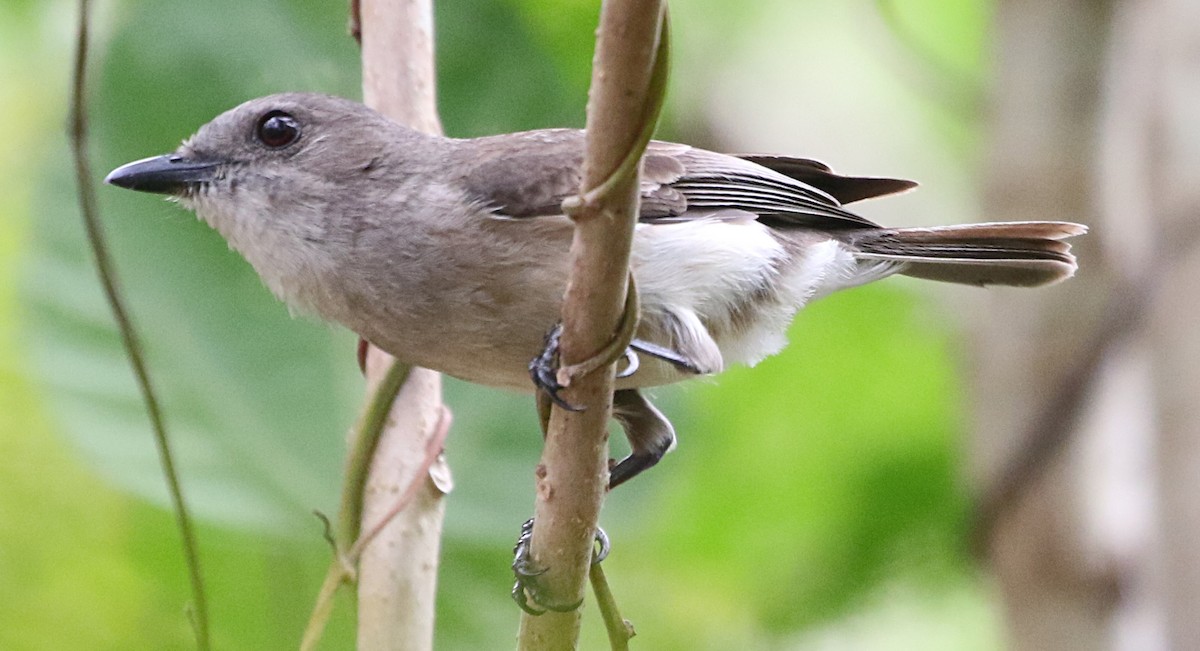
511,518 -> 548,615
528,323 -> 584,412
510,518 -> 611,616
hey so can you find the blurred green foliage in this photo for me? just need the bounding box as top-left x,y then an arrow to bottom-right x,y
1,0 -> 1000,648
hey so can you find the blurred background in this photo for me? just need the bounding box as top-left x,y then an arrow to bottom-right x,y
2,0 -> 1197,649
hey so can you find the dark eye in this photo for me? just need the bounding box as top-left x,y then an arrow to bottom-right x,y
255,110 -> 300,148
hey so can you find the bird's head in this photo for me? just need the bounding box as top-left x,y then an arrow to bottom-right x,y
105,92 -> 433,313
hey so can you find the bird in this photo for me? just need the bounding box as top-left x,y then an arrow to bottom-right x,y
106,92 -> 1086,488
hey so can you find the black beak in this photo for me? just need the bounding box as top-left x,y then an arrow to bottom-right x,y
105,154 -> 221,194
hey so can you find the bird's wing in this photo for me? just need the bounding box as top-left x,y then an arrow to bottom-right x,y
458,130 -> 908,229
457,130 -> 690,219
733,154 -> 917,205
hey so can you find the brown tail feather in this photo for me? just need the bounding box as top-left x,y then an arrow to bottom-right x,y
850,221 -> 1087,287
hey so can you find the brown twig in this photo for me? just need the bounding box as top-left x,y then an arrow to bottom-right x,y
515,3 -> 669,649
69,0 -> 210,648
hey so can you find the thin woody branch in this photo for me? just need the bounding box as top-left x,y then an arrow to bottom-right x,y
516,1 -> 668,648
296,2 -> 453,650
300,0 -> 453,643
355,1 -> 452,649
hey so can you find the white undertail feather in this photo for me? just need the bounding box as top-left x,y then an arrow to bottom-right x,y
632,219 -> 781,372
632,220 -> 886,371
720,239 -> 839,366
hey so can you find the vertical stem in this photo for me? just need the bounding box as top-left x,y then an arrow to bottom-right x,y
590,563 -> 634,650
337,360 -> 413,547
355,1 -> 452,650
360,0 -> 443,136
516,2 -> 667,649
69,0 -> 210,648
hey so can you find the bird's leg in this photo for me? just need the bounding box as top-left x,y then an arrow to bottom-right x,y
517,275 -> 639,612
510,518 -> 546,615
510,389 -> 673,613
511,518 -> 611,615
530,326 -> 644,406
514,366 -> 620,614
610,388 -> 678,488
512,403 -> 551,614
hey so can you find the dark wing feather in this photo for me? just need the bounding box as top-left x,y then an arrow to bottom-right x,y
735,154 -> 918,204
457,130 -> 889,229
656,144 -> 882,229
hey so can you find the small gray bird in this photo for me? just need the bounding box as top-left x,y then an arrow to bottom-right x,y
107,93 -> 1085,487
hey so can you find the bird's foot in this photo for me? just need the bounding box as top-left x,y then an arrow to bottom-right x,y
529,324 -> 584,412
527,274 -> 643,410
511,518 -> 611,615
530,324 -> 642,412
